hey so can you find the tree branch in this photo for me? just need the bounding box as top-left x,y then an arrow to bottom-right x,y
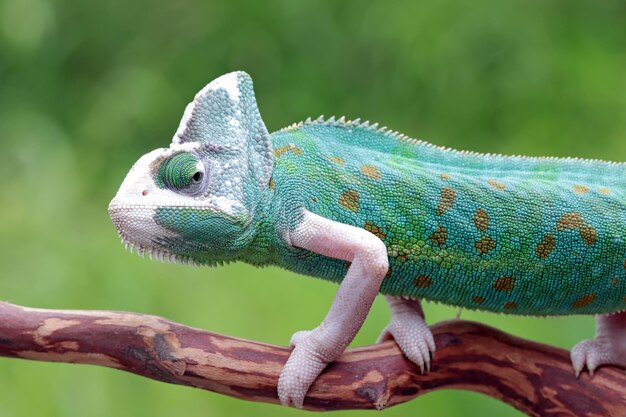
0,302 -> 624,416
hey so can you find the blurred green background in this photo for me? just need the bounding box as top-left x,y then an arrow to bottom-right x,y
1,1 -> 626,416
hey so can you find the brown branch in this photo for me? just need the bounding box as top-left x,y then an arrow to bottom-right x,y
0,302 -> 624,416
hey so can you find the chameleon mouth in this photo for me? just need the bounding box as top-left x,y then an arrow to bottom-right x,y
115,231 -> 199,266
108,200 -> 200,266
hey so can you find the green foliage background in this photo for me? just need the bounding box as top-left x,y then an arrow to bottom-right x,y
1,1 -> 626,416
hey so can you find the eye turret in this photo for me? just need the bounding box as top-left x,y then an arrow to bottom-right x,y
157,152 -> 206,194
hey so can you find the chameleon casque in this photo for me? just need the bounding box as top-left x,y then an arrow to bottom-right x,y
109,71 -> 626,407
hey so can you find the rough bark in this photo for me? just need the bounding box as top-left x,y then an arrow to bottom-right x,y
0,301 -> 624,416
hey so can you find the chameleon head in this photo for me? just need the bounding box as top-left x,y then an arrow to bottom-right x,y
108,71 -> 274,264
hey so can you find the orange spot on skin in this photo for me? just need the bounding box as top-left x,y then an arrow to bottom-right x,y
428,226 -> 448,246
274,144 -> 302,157
557,212 -> 584,230
572,293 -> 597,308
364,221 -> 387,241
579,225 -> 598,245
475,236 -> 496,254
327,156 -> 345,165
360,164 -> 381,180
504,302 -> 517,310
487,179 -> 507,191
473,208 -> 490,232
414,275 -> 433,288
339,190 -> 360,212
572,185 -> 589,194
437,187 -> 456,215
555,212 -> 598,245
472,296 -> 485,304
493,276 -> 515,292
440,173 -> 451,180
268,178 -> 275,190
535,234 -> 556,259
599,187 -> 611,195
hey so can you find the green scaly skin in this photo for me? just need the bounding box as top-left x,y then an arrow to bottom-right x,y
268,119 -> 626,316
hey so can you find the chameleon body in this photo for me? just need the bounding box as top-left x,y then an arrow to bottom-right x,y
109,71 -> 626,408
270,122 -> 626,315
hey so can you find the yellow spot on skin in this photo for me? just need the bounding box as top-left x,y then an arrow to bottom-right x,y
274,144 -> 302,157
572,293 -> 597,308
360,164 -> 381,180
504,302 -> 517,310
327,156 -> 345,165
414,275 -> 433,288
475,236 -> 496,254
572,185 -> 589,194
557,212 -> 584,230
440,173 -> 451,180
493,276 -> 515,292
472,296 -> 485,304
599,187 -> 611,195
487,179 -> 507,191
364,221 -> 387,241
268,178 -> 275,190
579,225 -> 598,245
311,197 -> 318,203
437,187 -> 456,215
429,226 -> 448,246
339,190 -> 360,212
612,277 -> 619,287
474,208 -> 490,232
535,234 -> 556,259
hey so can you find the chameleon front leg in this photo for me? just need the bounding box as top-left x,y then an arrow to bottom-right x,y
378,296 -> 436,372
277,210 -> 389,408
571,311 -> 626,376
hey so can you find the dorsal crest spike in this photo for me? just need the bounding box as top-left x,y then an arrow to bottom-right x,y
275,115 -> 625,166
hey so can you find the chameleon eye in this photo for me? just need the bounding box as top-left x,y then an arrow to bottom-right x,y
157,152 -> 204,192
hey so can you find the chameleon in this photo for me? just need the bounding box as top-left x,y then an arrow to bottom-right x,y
108,71 -> 626,408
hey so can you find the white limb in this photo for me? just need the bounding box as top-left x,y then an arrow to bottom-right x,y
571,311 -> 626,377
378,296 -> 435,373
277,210 -> 389,408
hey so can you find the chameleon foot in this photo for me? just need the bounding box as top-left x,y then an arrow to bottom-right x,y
571,312 -> 626,377
277,327 -> 333,408
378,296 -> 435,373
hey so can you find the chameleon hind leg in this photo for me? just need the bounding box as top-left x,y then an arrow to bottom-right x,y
571,311 -> 626,376
277,210 -> 388,408
378,296 -> 436,372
